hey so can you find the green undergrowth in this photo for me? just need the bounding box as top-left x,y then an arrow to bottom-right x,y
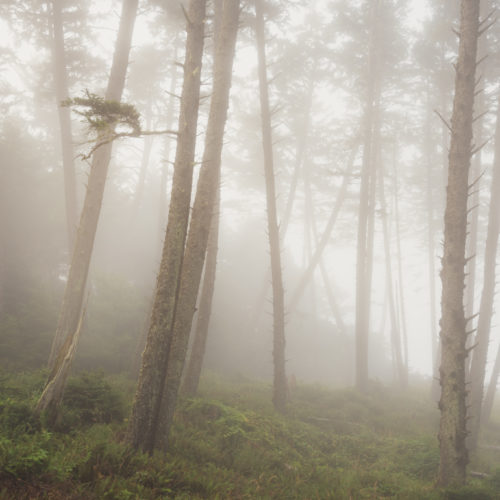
0,370 -> 499,499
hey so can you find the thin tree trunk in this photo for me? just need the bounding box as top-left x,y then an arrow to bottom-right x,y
133,97 -> 154,213
379,164 -> 405,388
437,0 -> 480,487
393,149 -> 408,385
467,90 -> 500,451
46,0 -> 138,374
127,0 -> 206,454
246,61 -> 317,339
154,0 -> 240,449
51,0 -> 78,251
355,0 -> 380,392
182,183 -> 221,396
255,0 -> 287,413
482,342 -> 500,425
424,103 -> 439,382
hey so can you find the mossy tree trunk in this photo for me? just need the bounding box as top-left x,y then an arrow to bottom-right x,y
467,90 -> 500,451
127,0 -> 207,454
40,0 -> 139,423
254,0 -> 287,413
182,182 -> 221,397
154,0 -> 240,449
437,0 -> 480,487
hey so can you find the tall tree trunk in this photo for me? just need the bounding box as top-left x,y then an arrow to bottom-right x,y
424,103 -> 439,382
355,0 -> 380,392
464,29 -> 486,375
393,149 -> 408,385
482,342 -> 500,425
133,97 -> 154,213
46,0 -> 138,375
437,0 -> 480,487
182,183 -> 221,396
38,0 -> 138,422
467,90 -> 500,451
379,164 -> 405,388
51,0 -> 78,251
127,0 -> 206,454
246,61 -> 317,340
255,0 -> 287,413
154,0 -> 240,449
158,44 -> 180,250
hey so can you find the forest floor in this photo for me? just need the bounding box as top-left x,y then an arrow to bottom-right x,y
1,370 -> 500,499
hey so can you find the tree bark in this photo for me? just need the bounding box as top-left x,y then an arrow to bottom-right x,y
154,0 -> 240,449
182,183 -> 221,396
127,0 -> 206,454
255,0 -> 287,413
46,0 -> 138,374
50,0 -> 78,251
467,90 -> 500,451
437,0 -> 480,487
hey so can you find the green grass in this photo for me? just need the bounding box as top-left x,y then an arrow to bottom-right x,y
0,370 -> 499,499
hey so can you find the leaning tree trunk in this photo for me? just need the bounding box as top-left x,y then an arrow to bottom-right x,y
153,0 -> 240,450
51,0 -> 78,250
42,0 -> 139,419
182,182 -> 221,396
127,0 -> 206,454
437,0 -> 480,487
288,140 -> 357,311
255,0 -> 287,413
467,90 -> 500,452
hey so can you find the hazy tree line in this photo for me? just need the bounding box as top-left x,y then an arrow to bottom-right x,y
1,0 -> 500,487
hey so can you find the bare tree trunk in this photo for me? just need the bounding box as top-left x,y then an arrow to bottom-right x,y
392,149 -> 408,385
51,0 -> 78,251
467,90 -> 500,451
483,342 -> 500,425
255,0 -> 287,413
355,0 -> 380,392
437,0 -> 480,487
424,103 -> 439,383
154,0 -> 240,449
132,97 -> 154,213
379,164 -> 405,388
127,0 -> 206,454
246,60 -> 317,340
46,0 -> 138,374
182,183 -> 221,396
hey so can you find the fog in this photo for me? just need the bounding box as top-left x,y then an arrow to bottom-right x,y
0,0 -> 499,391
